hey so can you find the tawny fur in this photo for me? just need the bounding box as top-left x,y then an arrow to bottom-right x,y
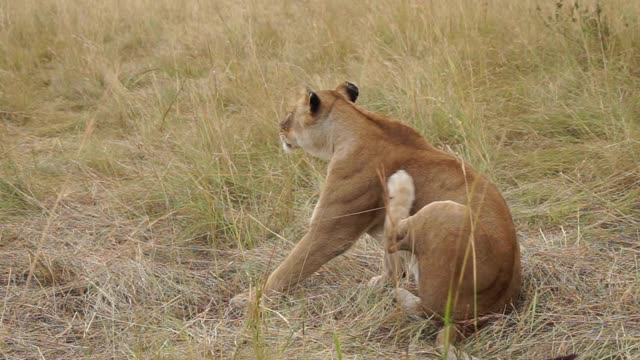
231,82 -> 521,321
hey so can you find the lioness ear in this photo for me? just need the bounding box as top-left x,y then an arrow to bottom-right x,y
307,87 -> 320,113
335,81 -> 359,102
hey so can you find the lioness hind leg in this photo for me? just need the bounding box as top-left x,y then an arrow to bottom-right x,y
386,219 -> 414,254
368,250 -> 409,288
369,170 -> 415,289
369,219 -> 413,288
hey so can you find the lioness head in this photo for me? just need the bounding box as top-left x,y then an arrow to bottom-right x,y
279,81 -> 359,160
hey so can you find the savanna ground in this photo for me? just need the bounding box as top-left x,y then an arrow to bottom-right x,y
1,0 -> 639,358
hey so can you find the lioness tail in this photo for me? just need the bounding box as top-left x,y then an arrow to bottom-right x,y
385,170 -> 415,252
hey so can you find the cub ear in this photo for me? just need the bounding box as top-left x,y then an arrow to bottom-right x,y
306,86 -> 320,113
335,81 -> 359,102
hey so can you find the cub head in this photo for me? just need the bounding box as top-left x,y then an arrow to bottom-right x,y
279,81 -> 359,160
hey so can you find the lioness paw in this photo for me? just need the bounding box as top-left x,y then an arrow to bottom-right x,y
394,287 -> 422,315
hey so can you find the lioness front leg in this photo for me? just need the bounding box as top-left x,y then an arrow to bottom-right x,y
263,229 -> 357,291
230,175 -> 380,309
230,226 -> 366,309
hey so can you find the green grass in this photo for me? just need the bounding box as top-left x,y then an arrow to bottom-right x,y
1,0 -> 639,358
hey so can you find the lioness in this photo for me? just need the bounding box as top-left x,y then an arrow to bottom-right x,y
230,82 -> 521,319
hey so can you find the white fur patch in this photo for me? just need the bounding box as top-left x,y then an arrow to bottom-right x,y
387,170 -> 415,220
388,170 -> 414,199
282,141 -> 292,152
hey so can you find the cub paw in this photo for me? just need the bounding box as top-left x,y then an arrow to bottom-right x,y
367,275 -> 388,289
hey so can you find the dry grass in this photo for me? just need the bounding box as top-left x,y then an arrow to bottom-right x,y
1,0 -> 639,358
